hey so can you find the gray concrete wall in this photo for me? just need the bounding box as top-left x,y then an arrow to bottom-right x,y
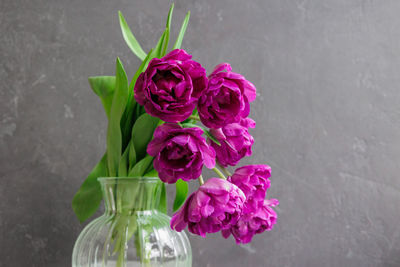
1,0 -> 400,266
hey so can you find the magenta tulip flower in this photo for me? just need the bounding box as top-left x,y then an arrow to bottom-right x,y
147,123 -> 215,183
222,198 -> 278,244
197,63 -> 256,128
228,164 -> 271,211
135,49 -> 208,122
171,178 -> 246,237
209,118 -> 255,167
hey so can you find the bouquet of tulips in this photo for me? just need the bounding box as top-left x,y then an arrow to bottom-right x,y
72,4 -> 278,245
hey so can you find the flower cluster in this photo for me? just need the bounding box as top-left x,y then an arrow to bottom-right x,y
138,49 -> 278,244
73,6 -> 279,251
222,165 -> 278,243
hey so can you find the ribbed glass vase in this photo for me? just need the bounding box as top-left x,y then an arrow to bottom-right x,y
72,177 -> 192,267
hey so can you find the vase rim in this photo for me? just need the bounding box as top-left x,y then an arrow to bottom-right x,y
97,177 -> 160,183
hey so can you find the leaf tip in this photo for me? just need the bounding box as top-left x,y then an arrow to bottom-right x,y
118,10 -> 124,20
169,3 -> 175,13
116,57 -> 123,67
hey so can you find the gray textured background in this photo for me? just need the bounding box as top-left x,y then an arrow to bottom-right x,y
1,0 -> 400,266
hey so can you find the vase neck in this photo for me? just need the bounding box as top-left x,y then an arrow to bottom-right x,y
99,177 -> 161,215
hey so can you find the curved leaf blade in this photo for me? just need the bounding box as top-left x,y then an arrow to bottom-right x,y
88,76 -> 115,119
131,113 -> 160,160
72,154 -> 108,223
151,30 -> 167,59
173,11 -> 190,49
166,3 -> 174,28
120,49 -> 154,150
144,168 -> 158,178
128,155 -> 154,177
119,11 -> 147,61
161,28 -> 170,57
173,179 -> 188,212
118,144 -> 130,177
107,58 -> 129,176
162,4 -> 174,56
128,141 -> 136,169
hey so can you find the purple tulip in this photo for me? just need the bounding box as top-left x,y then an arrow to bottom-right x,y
209,118 -> 255,167
171,178 -> 246,237
228,164 -> 271,212
222,164 -> 278,244
147,123 -> 215,184
222,198 -> 278,244
197,63 -> 256,128
134,49 -> 208,122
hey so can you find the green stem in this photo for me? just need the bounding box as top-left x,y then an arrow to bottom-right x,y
188,115 -> 201,121
198,175 -> 204,186
212,167 -> 227,180
218,163 -> 232,177
116,227 -> 126,267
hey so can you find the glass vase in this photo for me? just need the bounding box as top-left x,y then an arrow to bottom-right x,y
72,177 -> 192,267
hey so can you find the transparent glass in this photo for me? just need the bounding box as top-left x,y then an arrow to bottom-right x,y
72,177 -> 192,267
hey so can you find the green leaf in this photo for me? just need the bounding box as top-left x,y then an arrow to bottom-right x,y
131,113 -> 160,160
135,101 -> 145,118
133,49 -> 154,83
173,179 -> 189,212
161,28 -> 170,57
89,76 -> 115,97
120,49 -> 154,150
173,11 -> 190,49
107,58 -> 129,176
158,183 -> 167,214
72,154 -> 108,223
148,4 -> 174,59
128,155 -> 154,177
126,49 -> 154,114
118,144 -> 130,177
88,76 -> 116,119
128,141 -> 136,169
151,30 -> 167,59
144,168 -> 158,177
166,3 -> 174,29
161,4 -> 174,56
120,97 -> 137,151
118,11 -> 147,61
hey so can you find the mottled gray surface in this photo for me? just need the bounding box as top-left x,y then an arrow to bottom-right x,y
1,0 -> 400,266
